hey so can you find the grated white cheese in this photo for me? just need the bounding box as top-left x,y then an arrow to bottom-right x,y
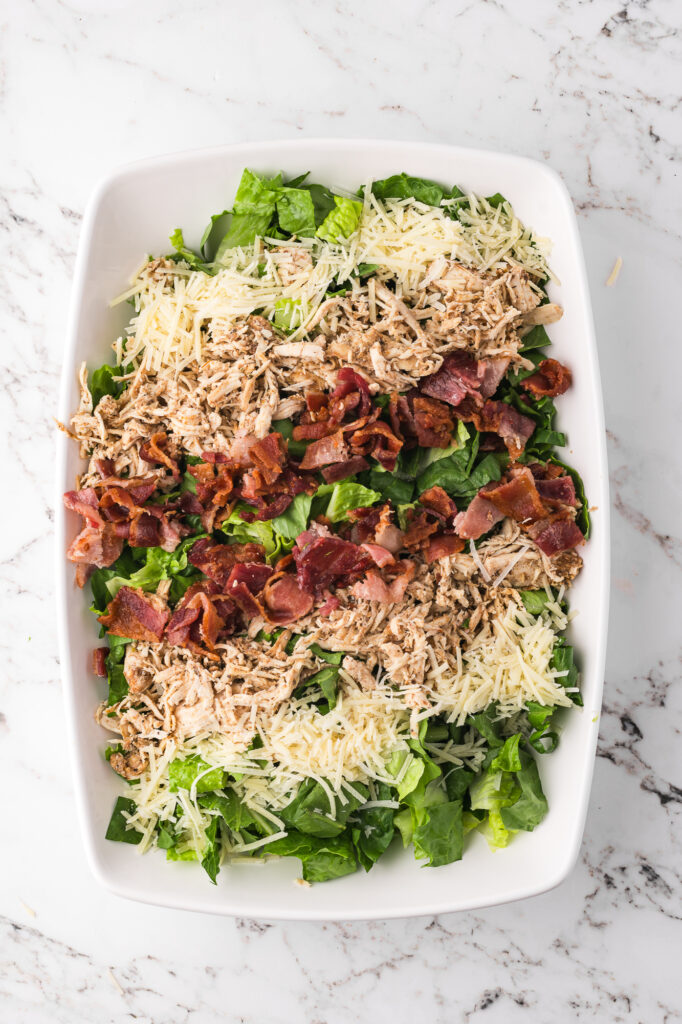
122,600 -> 572,859
113,192 -> 554,372
427,599 -> 572,724
605,256 -> 623,287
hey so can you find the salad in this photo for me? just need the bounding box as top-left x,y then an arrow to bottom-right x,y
62,169 -> 588,885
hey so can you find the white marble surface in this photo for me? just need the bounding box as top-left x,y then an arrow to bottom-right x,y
1,0 -> 681,1020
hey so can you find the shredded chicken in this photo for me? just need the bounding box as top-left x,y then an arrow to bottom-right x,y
71,257 -> 559,485
96,521 -> 580,757
99,631 -> 319,755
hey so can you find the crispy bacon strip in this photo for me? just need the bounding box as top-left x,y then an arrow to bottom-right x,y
522,359 -> 572,398
98,587 -> 169,642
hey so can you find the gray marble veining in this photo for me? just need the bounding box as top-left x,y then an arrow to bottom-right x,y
1,1 -> 680,1020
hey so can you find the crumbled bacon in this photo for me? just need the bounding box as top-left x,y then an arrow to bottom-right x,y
454,462 -> 583,554
293,534 -> 372,597
188,538 -> 266,587
484,467 -> 547,522
455,397 -> 535,458
300,430 -> 348,469
92,647 -> 108,677
454,487 -> 505,540
402,508 -> 439,550
526,514 -> 584,556
261,573 -> 314,624
522,358 -> 572,398
425,534 -> 465,561
139,431 -> 180,480
321,456 -> 370,483
98,586 -> 169,642
351,561 -> 415,604
418,485 -> 457,522
419,352 -> 510,408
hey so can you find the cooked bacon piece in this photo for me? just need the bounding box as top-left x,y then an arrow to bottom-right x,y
225,562 -> 274,596
94,458 -> 116,478
336,366 -> 372,397
300,430 -> 348,469
128,511 -> 161,547
249,432 -> 288,484
178,491 -> 203,516
456,398 -> 535,458
418,486 -> 457,522
526,514 -> 584,556
321,456 -> 370,483
478,357 -> 511,398
535,476 -> 578,508
293,420 -> 335,442
189,462 -> 237,530
484,467 -> 547,523
189,462 -> 236,506
318,591 -> 341,616
67,524 -> 125,577
201,450 -> 230,465
361,543 -> 395,568
293,535 -> 371,596
412,395 -> 455,448
454,490 -> 505,540
420,352 -> 482,406
98,586 -> 169,642
352,561 -> 415,604
143,505 -> 187,552
98,486 -> 138,522
94,476 -> 159,504
63,488 -> 103,526
346,504 -> 395,548
165,582 -> 238,651
375,507 -> 404,554
261,573 -> 314,624
188,538 -> 265,587
522,358 -> 572,398
92,647 -> 108,677
348,420 -> 403,471
420,352 -> 510,409
425,534 -> 465,561
139,431 -> 180,480
402,508 -> 439,550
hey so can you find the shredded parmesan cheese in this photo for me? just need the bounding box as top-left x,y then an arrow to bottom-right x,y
605,256 -> 623,286
113,192 -> 554,373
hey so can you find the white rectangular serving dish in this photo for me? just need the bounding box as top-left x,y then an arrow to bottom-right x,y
56,139 -> 609,920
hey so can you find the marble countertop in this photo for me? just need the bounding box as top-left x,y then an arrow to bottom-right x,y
1,0 -> 680,1020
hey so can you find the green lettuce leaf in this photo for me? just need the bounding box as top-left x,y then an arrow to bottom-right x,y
221,506 -> 290,562
276,188 -> 316,237
360,468 -> 415,505
367,173 -> 445,207
265,830 -> 358,883
316,196 -> 362,242
281,778 -> 367,839
200,816 -> 221,884
351,782 -> 396,871
89,362 -> 131,410
489,734 -> 522,773
413,799 -> 464,867
198,790 -> 275,838
272,297 -> 302,332
102,536 -> 203,601
168,228 -> 213,273
105,797 -> 143,845
314,480 -> 381,523
270,492 -> 313,540
168,755 -> 227,794
215,169 -> 282,258
499,754 -> 548,831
